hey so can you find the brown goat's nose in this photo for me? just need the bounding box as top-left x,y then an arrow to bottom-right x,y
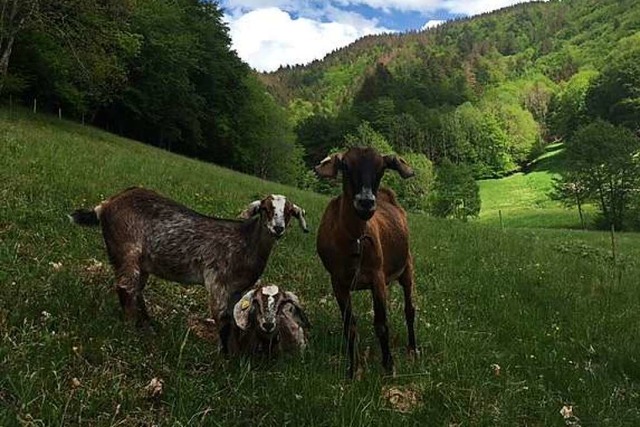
274,225 -> 284,235
359,198 -> 375,210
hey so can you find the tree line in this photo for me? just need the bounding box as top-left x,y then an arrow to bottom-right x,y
0,0 -> 305,186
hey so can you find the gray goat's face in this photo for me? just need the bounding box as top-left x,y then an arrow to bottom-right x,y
314,147 -> 415,220
233,285 -> 309,336
239,195 -> 308,238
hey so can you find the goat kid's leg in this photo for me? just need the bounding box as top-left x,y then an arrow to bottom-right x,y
333,280 -> 358,379
371,275 -> 394,375
399,262 -> 418,357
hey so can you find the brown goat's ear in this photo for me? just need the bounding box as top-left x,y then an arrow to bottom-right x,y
384,155 -> 414,179
233,290 -> 256,330
314,153 -> 343,179
238,200 -> 262,219
282,291 -> 311,329
291,204 -> 309,233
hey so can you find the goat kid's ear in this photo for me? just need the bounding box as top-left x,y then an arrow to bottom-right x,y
233,290 -> 255,330
291,204 -> 309,233
384,155 -> 414,179
314,153 -> 343,179
282,291 -> 311,329
238,200 -> 262,219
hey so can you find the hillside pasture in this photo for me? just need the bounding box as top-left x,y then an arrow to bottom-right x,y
477,144 -> 597,229
1,111 -> 639,426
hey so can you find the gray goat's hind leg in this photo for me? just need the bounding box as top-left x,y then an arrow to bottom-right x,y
205,274 -> 231,354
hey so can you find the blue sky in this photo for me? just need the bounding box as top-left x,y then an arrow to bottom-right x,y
220,0 -> 542,72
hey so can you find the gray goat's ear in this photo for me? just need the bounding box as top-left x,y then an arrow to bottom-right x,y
384,155 -> 414,179
291,204 -> 309,233
314,153 -> 343,179
282,291 -> 311,329
233,290 -> 255,330
238,200 -> 262,219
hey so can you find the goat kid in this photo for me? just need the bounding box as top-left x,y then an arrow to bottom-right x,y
228,284 -> 310,355
315,147 -> 417,378
70,187 -> 308,351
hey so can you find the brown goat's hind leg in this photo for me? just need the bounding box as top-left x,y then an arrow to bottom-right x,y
399,263 -> 418,357
372,278 -> 394,375
333,281 -> 358,379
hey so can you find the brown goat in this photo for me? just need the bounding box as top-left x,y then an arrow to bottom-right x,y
70,187 -> 308,351
315,147 -> 417,377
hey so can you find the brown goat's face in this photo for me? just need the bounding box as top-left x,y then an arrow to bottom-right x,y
233,285 -> 309,336
239,195 -> 308,238
315,147 -> 414,220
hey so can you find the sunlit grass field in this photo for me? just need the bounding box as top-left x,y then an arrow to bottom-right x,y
1,110 -> 639,425
477,144 -> 596,229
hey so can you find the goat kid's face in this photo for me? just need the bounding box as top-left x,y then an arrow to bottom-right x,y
315,147 -> 414,220
233,285 -> 309,337
239,195 -> 308,238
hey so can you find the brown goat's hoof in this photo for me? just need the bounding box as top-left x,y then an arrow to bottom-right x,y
407,347 -> 420,361
383,364 -> 396,378
136,318 -> 156,333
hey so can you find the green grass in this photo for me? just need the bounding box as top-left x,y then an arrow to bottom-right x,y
477,144 -> 596,229
1,110 -> 640,425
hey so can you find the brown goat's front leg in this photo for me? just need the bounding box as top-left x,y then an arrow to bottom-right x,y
372,275 -> 394,375
333,279 -> 358,379
399,262 -> 417,356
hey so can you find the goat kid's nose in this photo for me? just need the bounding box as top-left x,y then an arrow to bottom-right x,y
263,321 -> 275,332
274,225 -> 285,235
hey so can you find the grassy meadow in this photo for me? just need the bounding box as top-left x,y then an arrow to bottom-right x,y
477,144 -> 595,229
1,110 -> 639,426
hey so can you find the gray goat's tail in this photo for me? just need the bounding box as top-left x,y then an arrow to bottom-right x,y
69,208 -> 100,227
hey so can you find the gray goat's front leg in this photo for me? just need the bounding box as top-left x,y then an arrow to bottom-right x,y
205,272 -> 231,354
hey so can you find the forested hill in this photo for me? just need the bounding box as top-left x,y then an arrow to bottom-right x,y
261,0 -> 640,176
1,0 -> 303,186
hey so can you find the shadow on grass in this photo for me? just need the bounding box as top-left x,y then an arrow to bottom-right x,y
524,142 -> 566,174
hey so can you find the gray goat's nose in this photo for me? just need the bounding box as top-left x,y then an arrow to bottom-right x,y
274,225 -> 285,235
263,321 -> 275,332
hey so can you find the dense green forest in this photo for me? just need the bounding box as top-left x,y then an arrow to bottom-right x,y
2,0 -> 639,228
261,0 -> 640,228
0,0 -> 304,185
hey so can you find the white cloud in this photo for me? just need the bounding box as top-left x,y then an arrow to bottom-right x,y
441,0 -> 546,15
225,7 -> 389,72
222,0 -> 546,71
422,19 -> 445,29
223,0 -> 543,15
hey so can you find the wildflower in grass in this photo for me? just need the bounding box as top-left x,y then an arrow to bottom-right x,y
490,363 -> 501,376
49,261 -> 63,271
560,405 -> 581,426
145,377 -> 164,399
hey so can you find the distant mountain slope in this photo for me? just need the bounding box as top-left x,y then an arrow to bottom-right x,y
262,0 -> 639,111
260,0 -> 640,178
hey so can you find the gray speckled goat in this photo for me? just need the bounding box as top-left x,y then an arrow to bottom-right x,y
70,187 -> 308,351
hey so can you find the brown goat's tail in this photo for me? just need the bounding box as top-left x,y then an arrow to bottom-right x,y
69,208 -> 100,227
